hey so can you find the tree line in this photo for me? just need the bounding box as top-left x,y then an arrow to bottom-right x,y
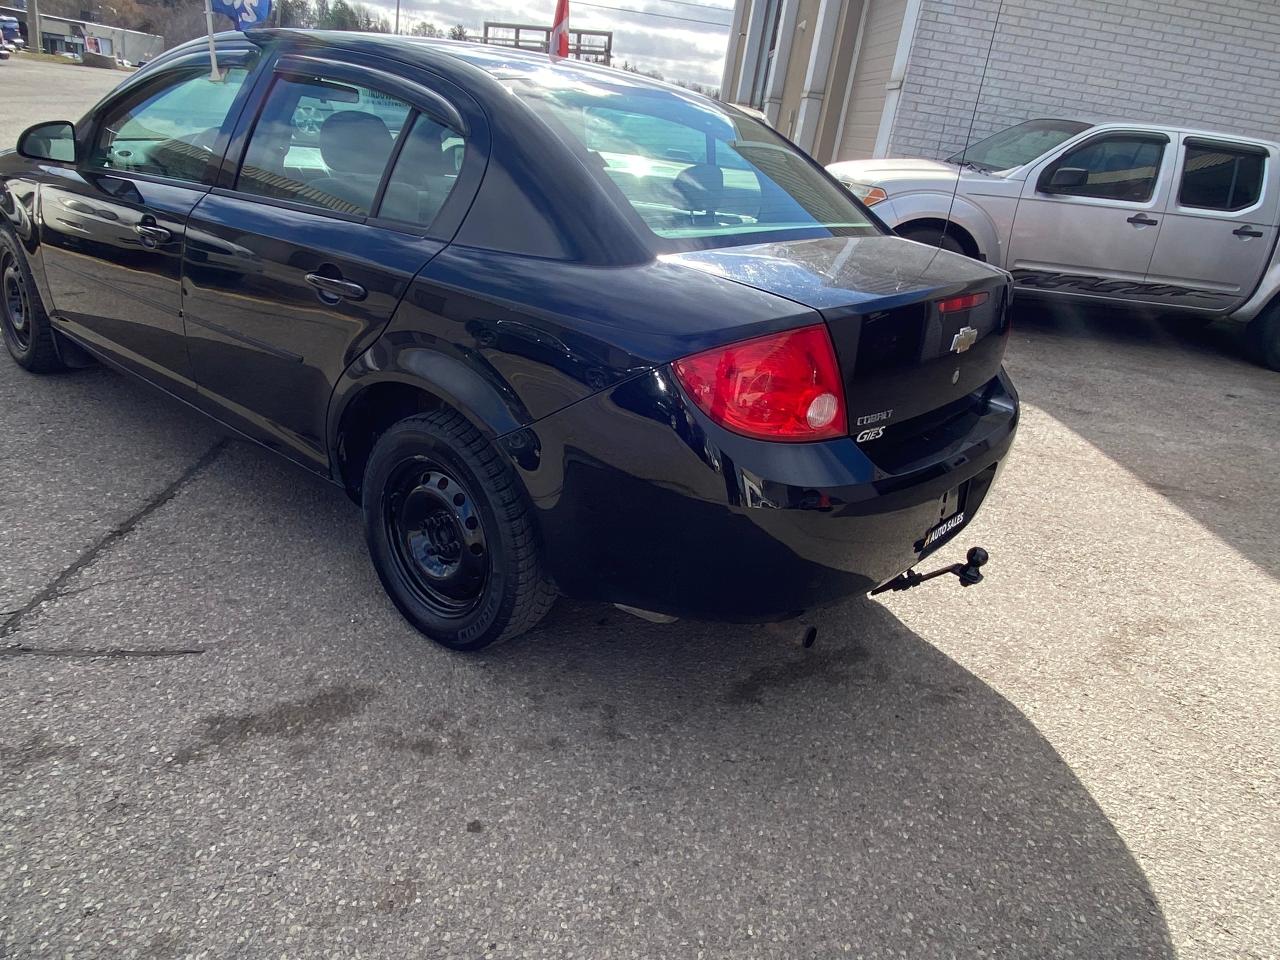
275,0 -> 469,39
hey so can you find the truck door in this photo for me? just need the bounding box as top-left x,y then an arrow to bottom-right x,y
1006,131 -> 1172,303
1143,136 -> 1278,313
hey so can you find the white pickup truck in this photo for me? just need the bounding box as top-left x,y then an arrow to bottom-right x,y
828,119 -> 1280,370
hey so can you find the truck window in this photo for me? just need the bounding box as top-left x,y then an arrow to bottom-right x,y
1178,141 -> 1266,211
949,118 -> 1090,172
1045,135 -> 1166,202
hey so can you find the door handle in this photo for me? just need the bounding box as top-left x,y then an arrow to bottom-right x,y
133,223 -> 171,246
304,272 -> 367,302
1126,214 -> 1159,226
1233,225 -> 1264,238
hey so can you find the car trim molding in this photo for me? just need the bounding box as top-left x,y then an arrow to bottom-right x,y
1012,269 -> 1235,311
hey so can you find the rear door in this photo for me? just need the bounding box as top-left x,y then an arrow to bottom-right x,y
1006,130 -> 1173,302
1143,135 -> 1279,312
183,53 -> 484,471
39,47 -> 262,397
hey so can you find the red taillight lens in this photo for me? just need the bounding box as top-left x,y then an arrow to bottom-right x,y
671,324 -> 847,441
937,291 -> 990,314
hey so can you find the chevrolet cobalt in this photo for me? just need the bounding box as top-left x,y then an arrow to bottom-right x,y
0,31 -> 1018,649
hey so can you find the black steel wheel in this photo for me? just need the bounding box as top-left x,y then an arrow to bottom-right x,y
384,460 -> 490,619
0,227 -> 64,372
363,408 -> 556,650
3,251 -> 31,351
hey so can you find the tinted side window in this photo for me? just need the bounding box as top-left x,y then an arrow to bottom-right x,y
237,76 -> 412,216
1048,136 -> 1166,202
88,61 -> 258,184
376,113 -> 466,229
1179,143 -> 1265,211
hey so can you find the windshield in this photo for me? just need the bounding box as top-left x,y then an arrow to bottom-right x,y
949,118 -> 1091,172
507,74 -> 880,250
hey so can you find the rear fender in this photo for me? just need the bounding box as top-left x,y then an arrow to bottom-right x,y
326,330 -> 533,481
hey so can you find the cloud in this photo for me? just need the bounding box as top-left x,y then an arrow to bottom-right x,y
365,0 -> 732,89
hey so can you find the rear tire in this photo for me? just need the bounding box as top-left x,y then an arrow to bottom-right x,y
0,228 -> 64,373
1246,304 -> 1280,371
362,408 -> 556,651
897,224 -> 968,256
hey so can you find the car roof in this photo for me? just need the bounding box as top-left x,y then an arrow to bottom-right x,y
236,29 -> 705,102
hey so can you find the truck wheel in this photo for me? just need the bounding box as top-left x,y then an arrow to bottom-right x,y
1246,305 -> 1280,371
362,408 -> 556,651
897,224 -> 968,256
0,228 -> 64,373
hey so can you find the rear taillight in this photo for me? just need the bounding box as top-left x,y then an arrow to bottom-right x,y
937,291 -> 989,313
671,324 -> 846,441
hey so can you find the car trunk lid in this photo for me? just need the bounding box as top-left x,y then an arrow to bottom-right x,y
666,235 -> 1013,430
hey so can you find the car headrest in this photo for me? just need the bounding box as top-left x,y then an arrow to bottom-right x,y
319,111 -> 392,176
674,163 -> 724,213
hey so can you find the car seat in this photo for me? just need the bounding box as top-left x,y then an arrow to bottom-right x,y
673,163 -> 725,223
307,111 -> 395,214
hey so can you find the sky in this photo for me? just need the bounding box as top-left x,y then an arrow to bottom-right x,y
364,0 -> 735,89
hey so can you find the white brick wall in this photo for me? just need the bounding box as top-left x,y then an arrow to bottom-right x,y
890,0 -> 1280,159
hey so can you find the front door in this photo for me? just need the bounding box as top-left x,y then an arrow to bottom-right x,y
39,50 -> 261,397
1144,136 -> 1279,312
183,58 -> 476,471
1007,131 -> 1173,304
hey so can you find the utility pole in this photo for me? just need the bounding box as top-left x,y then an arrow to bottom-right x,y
27,0 -> 43,55
394,0 -> 401,34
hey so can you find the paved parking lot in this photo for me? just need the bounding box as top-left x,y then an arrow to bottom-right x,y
1,60 -> 1277,960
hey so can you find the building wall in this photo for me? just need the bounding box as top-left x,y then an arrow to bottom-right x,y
812,0 -> 865,162
2,6 -> 164,63
774,0 -> 821,139
722,1 -> 749,99
834,0 -> 907,159
891,0 -> 1280,159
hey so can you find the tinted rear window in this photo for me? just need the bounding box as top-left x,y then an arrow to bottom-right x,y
1179,141 -> 1266,211
507,77 -> 880,251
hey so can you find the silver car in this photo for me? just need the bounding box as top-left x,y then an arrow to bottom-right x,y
828,119 -> 1280,370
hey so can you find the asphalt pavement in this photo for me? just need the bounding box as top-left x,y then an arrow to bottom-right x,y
1,58 -> 1277,960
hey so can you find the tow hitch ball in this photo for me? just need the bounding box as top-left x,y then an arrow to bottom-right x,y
870,547 -> 989,596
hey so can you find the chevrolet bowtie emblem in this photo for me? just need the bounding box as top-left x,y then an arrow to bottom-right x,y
950,326 -> 978,353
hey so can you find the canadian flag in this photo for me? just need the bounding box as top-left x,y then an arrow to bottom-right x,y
549,0 -> 570,61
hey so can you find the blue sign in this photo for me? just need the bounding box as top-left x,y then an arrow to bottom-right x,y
211,0 -> 272,30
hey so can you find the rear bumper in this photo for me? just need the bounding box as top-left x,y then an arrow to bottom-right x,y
509,367 -> 1019,621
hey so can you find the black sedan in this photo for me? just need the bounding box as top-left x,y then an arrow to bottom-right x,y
0,30 -> 1018,650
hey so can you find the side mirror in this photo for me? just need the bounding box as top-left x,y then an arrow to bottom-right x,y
17,121 -> 77,163
1043,166 -> 1089,192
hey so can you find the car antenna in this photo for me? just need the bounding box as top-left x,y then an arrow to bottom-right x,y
940,0 -> 1007,252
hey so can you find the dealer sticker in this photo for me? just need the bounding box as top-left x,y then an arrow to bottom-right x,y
922,511 -> 966,549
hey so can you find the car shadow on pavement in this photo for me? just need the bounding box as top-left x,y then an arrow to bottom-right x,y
458,595 -> 1178,958
1008,296 -> 1279,581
